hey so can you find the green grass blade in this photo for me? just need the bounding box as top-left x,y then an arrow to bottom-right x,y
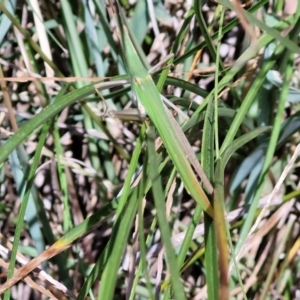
3,123 -> 50,300
235,41 -> 297,256
108,1 -> 213,215
174,0 -> 269,65
219,64 -> 276,154
52,122 -> 74,232
97,188 -> 139,300
0,79 -> 127,165
76,126 -> 145,299
201,101 -> 219,299
217,0 -> 300,54
147,126 -> 187,300
221,127 -> 272,170
96,127 -> 145,299
194,0 -> 221,68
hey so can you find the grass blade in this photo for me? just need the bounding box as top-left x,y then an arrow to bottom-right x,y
107,0 -> 214,216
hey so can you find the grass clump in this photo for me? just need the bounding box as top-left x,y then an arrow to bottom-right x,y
0,0 -> 300,299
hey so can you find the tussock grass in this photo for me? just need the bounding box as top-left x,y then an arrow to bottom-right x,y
0,0 -> 300,299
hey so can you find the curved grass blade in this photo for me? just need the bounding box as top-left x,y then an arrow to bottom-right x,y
0,79 -> 129,165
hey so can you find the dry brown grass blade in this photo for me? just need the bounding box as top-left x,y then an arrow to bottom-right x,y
230,200 -> 295,297
235,144 -> 300,264
170,191 -> 283,247
0,234 -> 76,299
0,65 -> 18,133
0,76 -> 105,82
0,241 -> 71,294
0,257 -> 59,300
210,0 -> 254,8
231,0 -> 258,45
